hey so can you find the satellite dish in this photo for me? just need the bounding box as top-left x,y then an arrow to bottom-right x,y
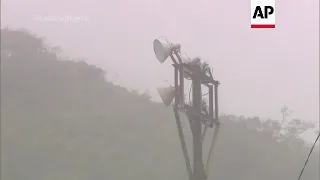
189,57 -> 201,66
180,54 -> 193,79
153,39 -> 180,63
180,54 -> 191,64
157,86 -> 176,106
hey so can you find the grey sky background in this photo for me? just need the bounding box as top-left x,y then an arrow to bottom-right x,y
1,0 -> 319,132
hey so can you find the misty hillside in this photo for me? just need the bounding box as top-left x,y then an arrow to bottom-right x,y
1,28 -> 319,180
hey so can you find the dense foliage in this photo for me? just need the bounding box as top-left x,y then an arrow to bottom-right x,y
1,28 -> 319,180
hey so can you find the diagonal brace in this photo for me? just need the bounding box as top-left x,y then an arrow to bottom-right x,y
173,107 -> 193,180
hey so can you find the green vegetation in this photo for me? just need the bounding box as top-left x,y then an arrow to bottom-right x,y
1,28 -> 319,180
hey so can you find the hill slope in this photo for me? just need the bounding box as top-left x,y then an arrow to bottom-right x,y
1,28 -> 319,180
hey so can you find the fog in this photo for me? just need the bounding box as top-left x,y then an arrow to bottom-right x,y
1,1 -> 319,179
2,0 -> 319,123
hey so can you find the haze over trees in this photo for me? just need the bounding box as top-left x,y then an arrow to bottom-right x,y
1,28 -> 319,180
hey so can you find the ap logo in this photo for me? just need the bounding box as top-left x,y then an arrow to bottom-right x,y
251,0 -> 275,28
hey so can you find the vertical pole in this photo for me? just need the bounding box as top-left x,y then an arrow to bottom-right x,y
209,85 -> 213,118
174,51 -> 184,108
192,75 -> 205,180
214,83 -> 219,120
179,65 -> 185,108
174,66 -> 179,106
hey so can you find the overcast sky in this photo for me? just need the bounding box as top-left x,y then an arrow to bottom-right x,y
1,0 -> 319,126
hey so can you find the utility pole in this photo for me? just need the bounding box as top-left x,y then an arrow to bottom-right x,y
153,38 -> 221,180
191,76 -> 206,180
